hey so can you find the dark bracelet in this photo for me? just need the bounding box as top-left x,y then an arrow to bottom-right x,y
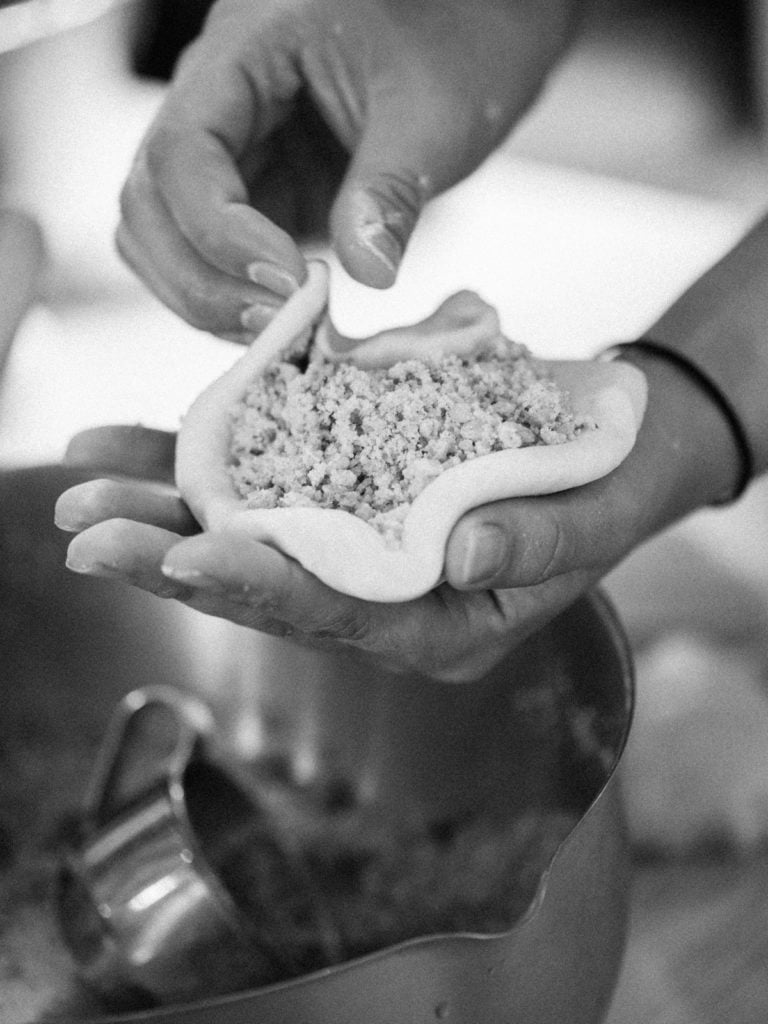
602,339 -> 755,504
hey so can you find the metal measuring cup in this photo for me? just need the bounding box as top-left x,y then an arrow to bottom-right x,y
56,685 -> 339,1008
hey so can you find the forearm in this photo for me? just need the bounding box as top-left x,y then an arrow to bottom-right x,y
647,213 -> 768,480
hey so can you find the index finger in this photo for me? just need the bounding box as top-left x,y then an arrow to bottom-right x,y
64,426 -> 177,483
130,47 -> 307,285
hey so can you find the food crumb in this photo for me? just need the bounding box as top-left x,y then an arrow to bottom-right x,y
229,332 -> 594,544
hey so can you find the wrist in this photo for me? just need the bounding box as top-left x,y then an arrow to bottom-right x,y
604,342 -> 747,526
645,216 -> 768,478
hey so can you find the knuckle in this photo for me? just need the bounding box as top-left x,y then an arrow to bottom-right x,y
364,169 -> 425,226
177,273 -> 228,332
84,477 -> 120,504
381,170 -> 424,217
152,580 -> 195,602
308,606 -> 371,645
186,216 -> 226,263
495,513 -> 570,588
101,516 -> 139,544
179,285 -> 214,330
532,516 -> 568,582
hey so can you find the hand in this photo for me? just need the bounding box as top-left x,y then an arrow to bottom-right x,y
55,425 -> 592,682
117,0 -> 583,340
54,349 -> 741,683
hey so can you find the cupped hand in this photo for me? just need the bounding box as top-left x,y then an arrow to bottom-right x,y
55,425 -> 592,682
55,348 -> 741,682
117,0 -> 582,340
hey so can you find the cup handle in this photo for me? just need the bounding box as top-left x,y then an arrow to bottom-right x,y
84,684 -> 216,827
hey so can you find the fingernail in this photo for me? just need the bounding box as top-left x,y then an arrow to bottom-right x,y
459,523 -> 508,586
162,564 -> 225,591
359,223 -> 402,274
247,260 -> 299,298
241,301 -> 281,331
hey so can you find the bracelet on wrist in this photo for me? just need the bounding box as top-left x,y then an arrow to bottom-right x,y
600,338 -> 755,505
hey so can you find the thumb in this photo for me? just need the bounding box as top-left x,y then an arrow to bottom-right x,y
330,92 -> 505,288
444,489 -> 632,592
329,98 -> 451,288
330,155 -> 428,289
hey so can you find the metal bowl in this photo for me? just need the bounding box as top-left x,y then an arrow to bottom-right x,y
1,466 -> 633,1024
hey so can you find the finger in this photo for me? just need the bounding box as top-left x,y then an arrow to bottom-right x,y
63,518 -> 295,627
329,82 -> 491,287
64,426 -> 177,482
160,529 -> 378,643
55,479 -> 197,536
65,519 -> 195,601
444,480 -> 637,592
133,45 -> 307,286
143,128 -> 305,288
66,523 -> 594,683
117,188 -> 286,340
329,119 -> 431,289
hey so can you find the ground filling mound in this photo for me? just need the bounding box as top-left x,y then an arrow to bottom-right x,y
229,335 -> 595,545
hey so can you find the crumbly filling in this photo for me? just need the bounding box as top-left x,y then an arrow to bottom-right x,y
229,336 -> 594,545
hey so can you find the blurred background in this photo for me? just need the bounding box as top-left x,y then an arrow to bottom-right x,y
3,1 -> 768,1021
